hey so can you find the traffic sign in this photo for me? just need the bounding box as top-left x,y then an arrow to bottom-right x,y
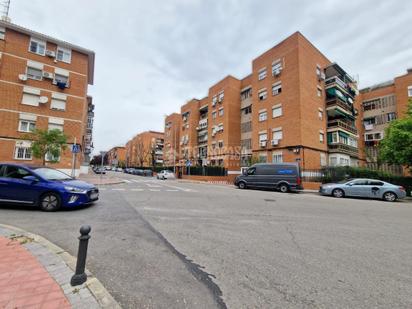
71,144 -> 81,153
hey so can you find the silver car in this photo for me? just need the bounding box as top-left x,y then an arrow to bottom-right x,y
319,178 -> 407,202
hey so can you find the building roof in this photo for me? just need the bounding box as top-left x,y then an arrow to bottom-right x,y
0,20 -> 95,85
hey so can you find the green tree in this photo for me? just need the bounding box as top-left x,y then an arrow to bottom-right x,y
379,100 -> 412,171
25,129 -> 68,165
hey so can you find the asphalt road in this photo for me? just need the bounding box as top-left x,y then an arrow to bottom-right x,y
1,172 -> 412,308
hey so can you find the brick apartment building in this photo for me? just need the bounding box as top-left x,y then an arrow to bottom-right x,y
0,21 -> 95,175
125,131 -> 164,167
106,146 -> 126,167
166,32 -> 361,171
358,69 -> 412,175
164,113 -> 181,166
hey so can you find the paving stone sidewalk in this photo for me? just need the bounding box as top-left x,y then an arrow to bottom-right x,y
0,225 -> 120,309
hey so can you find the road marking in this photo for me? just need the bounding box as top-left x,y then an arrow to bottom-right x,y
131,188 -> 144,191
166,189 -> 179,192
122,179 -> 132,183
131,179 -> 141,183
112,188 -> 126,191
149,189 -> 160,192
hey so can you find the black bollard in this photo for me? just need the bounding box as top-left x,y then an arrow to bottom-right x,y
70,225 -> 91,286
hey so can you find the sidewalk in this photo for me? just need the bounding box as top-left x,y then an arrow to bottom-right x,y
0,225 -> 120,309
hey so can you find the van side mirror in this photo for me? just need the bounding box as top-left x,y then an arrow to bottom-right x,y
242,169 -> 248,176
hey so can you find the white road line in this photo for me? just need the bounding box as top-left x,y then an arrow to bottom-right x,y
112,188 -> 126,191
149,189 -> 160,192
131,189 -> 144,191
131,179 -> 141,183
122,179 -> 132,183
166,189 -> 179,192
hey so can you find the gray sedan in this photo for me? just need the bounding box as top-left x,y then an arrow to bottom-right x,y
319,178 -> 407,202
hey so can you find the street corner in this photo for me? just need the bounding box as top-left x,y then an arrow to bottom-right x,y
0,224 -> 120,309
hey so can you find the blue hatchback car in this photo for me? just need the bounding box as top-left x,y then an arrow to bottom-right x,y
0,163 -> 99,211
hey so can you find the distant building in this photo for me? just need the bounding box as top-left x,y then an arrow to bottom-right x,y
125,131 -> 164,167
164,113 -> 181,166
0,21 -> 95,175
106,146 -> 126,167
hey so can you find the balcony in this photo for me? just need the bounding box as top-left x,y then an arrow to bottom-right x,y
327,120 -> 358,135
328,143 -> 358,157
326,97 -> 354,117
325,76 -> 347,91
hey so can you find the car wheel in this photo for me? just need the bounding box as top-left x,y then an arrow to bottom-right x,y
332,188 -> 344,198
39,192 -> 61,212
383,191 -> 397,202
238,181 -> 246,189
278,183 -> 289,193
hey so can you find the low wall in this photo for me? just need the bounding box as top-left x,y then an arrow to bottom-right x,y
181,174 -> 237,184
303,181 -> 322,190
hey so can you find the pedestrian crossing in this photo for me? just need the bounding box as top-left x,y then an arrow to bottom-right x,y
98,178 -> 198,193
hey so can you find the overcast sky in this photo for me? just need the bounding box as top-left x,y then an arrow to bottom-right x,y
9,0 -> 412,154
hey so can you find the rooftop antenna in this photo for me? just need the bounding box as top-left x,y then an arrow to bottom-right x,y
0,0 -> 11,22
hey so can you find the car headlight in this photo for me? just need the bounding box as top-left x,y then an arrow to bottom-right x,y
64,186 -> 87,194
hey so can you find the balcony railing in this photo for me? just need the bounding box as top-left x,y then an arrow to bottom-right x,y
325,76 -> 347,90
327,120 -> 358,135
326,97 -> 354,115
328,143 -> 359,157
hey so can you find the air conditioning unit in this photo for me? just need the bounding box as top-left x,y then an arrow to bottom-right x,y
273,68 -> 282,76
39,96 -> 48,104
196,127 -> 200,130
260,141 -> 267,147
42,71 -> 54,79
46,50 -> 56,57
18,74 -> 27,81
271,139 -> 279,146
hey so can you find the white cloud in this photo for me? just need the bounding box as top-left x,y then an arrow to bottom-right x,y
9,0 -> 412,153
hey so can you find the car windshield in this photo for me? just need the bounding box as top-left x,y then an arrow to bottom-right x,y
34,168 -> 73,181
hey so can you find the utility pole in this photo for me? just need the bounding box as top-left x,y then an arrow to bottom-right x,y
0,0 -> 11,21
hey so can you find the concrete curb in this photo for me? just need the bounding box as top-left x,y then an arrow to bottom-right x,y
0,223 -> 121,309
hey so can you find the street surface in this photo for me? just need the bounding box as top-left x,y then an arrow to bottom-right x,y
1,172 -> 412,308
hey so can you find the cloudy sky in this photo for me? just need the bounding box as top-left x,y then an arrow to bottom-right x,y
9,0 -> 412,153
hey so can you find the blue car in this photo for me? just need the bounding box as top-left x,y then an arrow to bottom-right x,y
0,163 -> 99,211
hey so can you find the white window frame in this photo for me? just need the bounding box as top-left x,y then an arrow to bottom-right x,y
50,98 -> 66,111
318,109 -> 323,120
259,133 -> 268,142
407,85 -> 412,97
258,68 -> 267,81
317,86 -> 322,97
258,111 -> 267,122
218,91 -> 224,102
212,111 -> 217,119
29,37 -> 46,56
14,146 -> 32,160
272,151 -> 283,163
319,132 -> 324,143
56,46 -> 72,63
218,108 -> 224,117
26,66 -> 43,81
0,26 -> 5,40
272,128 -> 283,140
271,61 -> 282,76
18,120 -> 36,133
272,82 -> 282,96
272,104 -> 282,118
21,93 -> 40,107
258,89 -> 267,101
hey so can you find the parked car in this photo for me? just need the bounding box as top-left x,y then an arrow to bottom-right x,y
234,163 -> 303,192
93,167 -> 106,174
319,178 -> 406,202
143,170 -> 153,177
116,167 -> 123,172
0,163 -> 99,211
157,170 -> 175,180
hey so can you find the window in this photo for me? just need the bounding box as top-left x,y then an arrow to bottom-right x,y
240,139 -> 251,149
243,105 -> 252,114
29,38 -> 46,55
218,91 -> 224,102
259,133 -> 268,142
26,67 -> 42,80
364,117 -> 376,125
18,120 -> 36,132
318,110 -> 323,120
272,82 -> 282,96
56,47 -> 72,63
218,108 -> 224,116
14,146 -> 32,160
319,132 -> 324,143
272,128 -> 283,140
316,66 -> 321,76
50,98 -> 66,111
272,61 -> 282,76
247,168 -> 256,175
218,123 -> 224,131
258,111 -> 267,122
387,112 -> 396,122
408,86 -> 412,97
272,105 -> 282,118
212,96 -> 217,106
241,121 -> 252,133
368,180 -> 384,186
212,111 -> 217,119
258,153 -> 267,163
317,87 -> 322,97
45,151 -> 60,162
48,123 -> 63,131
258,68 -> 267,81
241,88 -> 252,100
22,93 -> 39,106
54,74 -> 68,84
218,141 -> 224,148
258,89 -> 267,101
272,151 -> 283,163
0,26 -> 5,40
4,166 -> 32,178
320,153 -> 327,166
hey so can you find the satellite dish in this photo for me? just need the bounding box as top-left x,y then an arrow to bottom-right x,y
39,96 -> 48,104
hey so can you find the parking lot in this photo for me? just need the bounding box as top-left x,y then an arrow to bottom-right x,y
1,172 -> 412,308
